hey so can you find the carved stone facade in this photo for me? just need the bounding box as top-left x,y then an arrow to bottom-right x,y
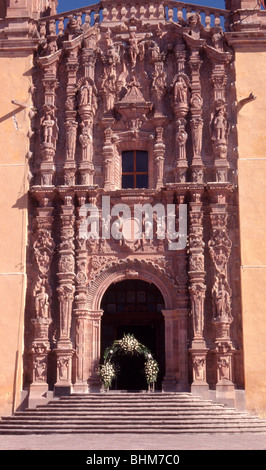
3,0 -> 266,413
20,0 -> 245,408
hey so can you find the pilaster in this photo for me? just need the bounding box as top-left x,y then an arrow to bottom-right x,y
29,194 -> 55,407
54,194 -> 76,396
188,191 -> 209,398
209,194 -> 235,405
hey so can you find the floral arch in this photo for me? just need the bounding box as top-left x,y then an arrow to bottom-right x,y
99,333 -> 159,391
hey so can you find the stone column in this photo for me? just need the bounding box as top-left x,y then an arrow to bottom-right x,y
87,310 -> 103,392
73,195 -> 90,393
29,195 -> 55,407
172,45 -> 189,183
63,43 -> 80,186
54,194 -> 76,396
38,51 -> 61,186
205,43 -> 232,183
77,46 -> 97,186
102,127 -> 116,191
154,127 -> 165,190
209,193 -> 235,405
185,33 -> 204,184
188,192 -> 209,398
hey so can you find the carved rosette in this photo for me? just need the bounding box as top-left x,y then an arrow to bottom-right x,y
209,197 -> 235,385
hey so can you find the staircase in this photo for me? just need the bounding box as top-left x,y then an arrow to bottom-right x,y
1,393 -> 266,434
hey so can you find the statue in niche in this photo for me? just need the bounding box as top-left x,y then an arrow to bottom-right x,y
41,112 -> 58,146
214,108 -> 228,140
176,123 -> 188,160
174,76 -> 188,105
210,103 -> 228,143
65,121 -> 77,161
191,118 -> 203,158
100,69 -> 116,112
79,80 -> 93,107
213,276 -> 231,320
79,124 -> 92,161
34,282 -> 50,319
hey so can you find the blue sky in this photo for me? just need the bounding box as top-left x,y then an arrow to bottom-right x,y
57,0 -> 226,14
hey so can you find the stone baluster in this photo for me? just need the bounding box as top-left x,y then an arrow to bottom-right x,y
30,195 -> 55,406
209,194 -> 235,404
54,195 -> 76,395
188,192 -> 209,398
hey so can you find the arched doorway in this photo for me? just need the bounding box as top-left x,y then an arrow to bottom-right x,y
100,279 -> 165,391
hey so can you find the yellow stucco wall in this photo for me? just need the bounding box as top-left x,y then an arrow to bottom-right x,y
235,49 -> 266,414
0,54 -> 31,415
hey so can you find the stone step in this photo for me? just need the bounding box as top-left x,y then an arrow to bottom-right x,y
1,392 -> 266,435
10,410 -> 246,418
0,423 -> 266,435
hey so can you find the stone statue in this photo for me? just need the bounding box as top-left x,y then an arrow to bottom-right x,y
79,80 -> 93,107
174,77 -> 188,105
214,108 -> 227,140
34,285 -> 50,319
128,31 -> 139,68
41,113 -> 57,145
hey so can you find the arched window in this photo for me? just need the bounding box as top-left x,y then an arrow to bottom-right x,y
122,150 -> 149,189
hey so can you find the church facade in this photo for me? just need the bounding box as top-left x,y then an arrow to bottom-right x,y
1,0 -> 266,416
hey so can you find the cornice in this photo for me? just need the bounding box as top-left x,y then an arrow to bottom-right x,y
225,30 -> 266,49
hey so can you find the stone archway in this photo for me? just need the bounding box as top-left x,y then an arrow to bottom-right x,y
100,279 -> 165,390
73,259 -> 190,393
